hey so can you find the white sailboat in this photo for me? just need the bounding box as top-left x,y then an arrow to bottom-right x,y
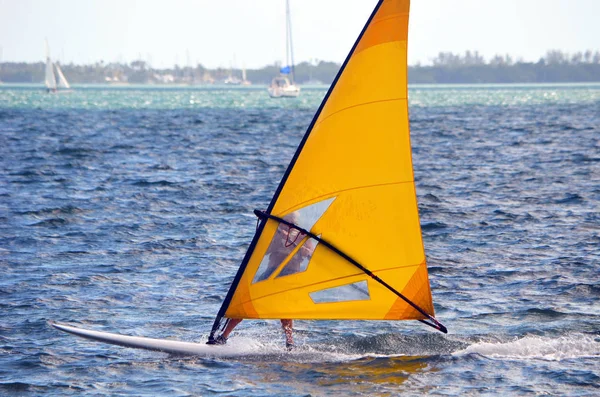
268,0 -> 300,98
224,71 -> 241,85
224,62 -> 242,85
45,40 -> 72,93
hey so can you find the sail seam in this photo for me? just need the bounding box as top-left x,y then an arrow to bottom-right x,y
314,97 -> 406,129
362,13 -> 408,33
352,11 -> 409,57
232,262 -> 424,308
373,12 -> 408,23
235,274 -> 366,305
278,180 -> 414,216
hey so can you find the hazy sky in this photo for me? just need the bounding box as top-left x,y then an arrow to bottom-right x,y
1,0 -> 599,69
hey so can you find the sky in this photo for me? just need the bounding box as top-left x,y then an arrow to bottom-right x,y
1,0 -> 599,69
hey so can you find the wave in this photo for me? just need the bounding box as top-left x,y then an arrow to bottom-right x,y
421,221 -> 448,230
455,334 -> 600,361
30,218 -> 69,227
554,193 -> 584,204
20,205 -> 84,216
131,179 -> 177,187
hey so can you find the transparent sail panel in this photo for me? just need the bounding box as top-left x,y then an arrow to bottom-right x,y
252,197 -> 335,284
252,226 -> 304,283
294,197 -> 335,231
276,237 -> 319,278
310,281 -> 371,304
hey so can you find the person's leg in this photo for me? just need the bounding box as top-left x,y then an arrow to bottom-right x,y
280,319 -> 294,349
207,318 -> 242,345
221,318 -> 243,339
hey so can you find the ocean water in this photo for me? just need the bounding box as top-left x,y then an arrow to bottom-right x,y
1,83 -> 599,396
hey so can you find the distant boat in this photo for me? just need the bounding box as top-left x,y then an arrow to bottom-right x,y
224,62 -> 242,85
267,0 -> 300,98
241,67 -> 252,86
45,40 -> 72,94
224,74 -> 241,85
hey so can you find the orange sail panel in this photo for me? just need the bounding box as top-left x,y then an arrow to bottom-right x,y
222,0 -> 435,323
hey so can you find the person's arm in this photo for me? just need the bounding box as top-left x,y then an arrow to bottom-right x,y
298,236 -> 314,257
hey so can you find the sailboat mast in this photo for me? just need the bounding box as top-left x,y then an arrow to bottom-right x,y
286,0 -> 296,83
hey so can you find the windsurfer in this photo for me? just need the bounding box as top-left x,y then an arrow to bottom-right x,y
207,212 -> 313,350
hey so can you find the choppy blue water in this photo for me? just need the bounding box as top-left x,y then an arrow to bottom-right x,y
1,83 -> 599,396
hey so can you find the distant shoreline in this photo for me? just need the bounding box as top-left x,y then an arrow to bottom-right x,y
2,50 -> 600,85
2,82 -> 600,90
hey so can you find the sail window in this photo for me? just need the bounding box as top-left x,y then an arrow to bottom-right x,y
293,197 -> 335,231
252,198 -> 335,284
310,281 -> 371,304
252,232 -> 302,283
276,237 -> 319,278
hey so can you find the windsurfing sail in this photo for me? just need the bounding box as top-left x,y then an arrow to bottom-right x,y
211,0 -> 447,338
55,64 -> 71,89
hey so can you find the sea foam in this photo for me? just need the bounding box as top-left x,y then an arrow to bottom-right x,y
455,334 -> 600,361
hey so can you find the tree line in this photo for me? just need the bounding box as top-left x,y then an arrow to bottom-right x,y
410,50 -> 600,83
1,50 -> 599,85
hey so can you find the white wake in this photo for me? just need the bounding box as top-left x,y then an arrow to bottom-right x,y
455,334 -> 600,361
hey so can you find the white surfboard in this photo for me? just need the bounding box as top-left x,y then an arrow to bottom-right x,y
50,321 -> 259,357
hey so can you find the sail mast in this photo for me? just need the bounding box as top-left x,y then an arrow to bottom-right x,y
286,0 -> 296,83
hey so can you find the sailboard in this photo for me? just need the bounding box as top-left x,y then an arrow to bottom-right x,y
210,0 -> 446,341
49,322 -> 258,357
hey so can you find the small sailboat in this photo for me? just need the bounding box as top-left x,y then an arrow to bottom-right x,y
224,67 -> 242,85
45,40 -> 72,93
267,0 -> 300,98
211,0 -> 446,343
224,72 -> 241,85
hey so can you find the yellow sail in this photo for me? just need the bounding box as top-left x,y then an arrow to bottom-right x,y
213,0 -> 445,333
